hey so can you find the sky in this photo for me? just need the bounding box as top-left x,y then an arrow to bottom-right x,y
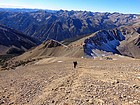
0,0 -> 139,14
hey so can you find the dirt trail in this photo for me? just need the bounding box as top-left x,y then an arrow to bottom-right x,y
0,57 -> 140,105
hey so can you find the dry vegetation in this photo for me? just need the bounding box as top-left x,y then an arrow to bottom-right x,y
0,56 -> 140,105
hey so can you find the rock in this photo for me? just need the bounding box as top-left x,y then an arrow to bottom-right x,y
133,84 -> 139,88
88,99 -> 93,104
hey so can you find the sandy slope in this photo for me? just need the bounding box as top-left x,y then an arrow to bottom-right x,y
0,56 -> 140,105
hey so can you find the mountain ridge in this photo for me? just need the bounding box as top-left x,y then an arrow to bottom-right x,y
0,8 -> 139,42
13,22 -> 140,61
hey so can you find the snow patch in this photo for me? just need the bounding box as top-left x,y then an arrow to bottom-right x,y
84,30 -> 125,57
57,61 -> 63,63
37,19 -> 41,22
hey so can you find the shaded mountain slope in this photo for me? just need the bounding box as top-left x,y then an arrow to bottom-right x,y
117,24 -> 140,58
84,29 -> 125,57
0,9 -> 139,42
117,35 -> 140,58
0,24 -> 40,55
84,23 -> 140,58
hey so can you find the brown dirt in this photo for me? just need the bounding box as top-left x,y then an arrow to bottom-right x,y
0,56 -> 140,105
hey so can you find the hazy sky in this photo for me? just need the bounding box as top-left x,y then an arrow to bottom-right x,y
0,0 -> 139,14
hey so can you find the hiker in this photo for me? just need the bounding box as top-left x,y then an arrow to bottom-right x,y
73,61 -> 78,68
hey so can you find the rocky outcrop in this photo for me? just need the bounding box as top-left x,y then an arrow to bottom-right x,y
43,40 -> 62,48
0,9 -> 139,42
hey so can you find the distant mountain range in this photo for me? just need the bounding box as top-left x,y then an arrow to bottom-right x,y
0,8 -> 57,13
0,8 -> 139,59
0,8 -> 139,42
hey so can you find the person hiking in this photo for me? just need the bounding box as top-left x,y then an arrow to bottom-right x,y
73,61 -> 78,68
